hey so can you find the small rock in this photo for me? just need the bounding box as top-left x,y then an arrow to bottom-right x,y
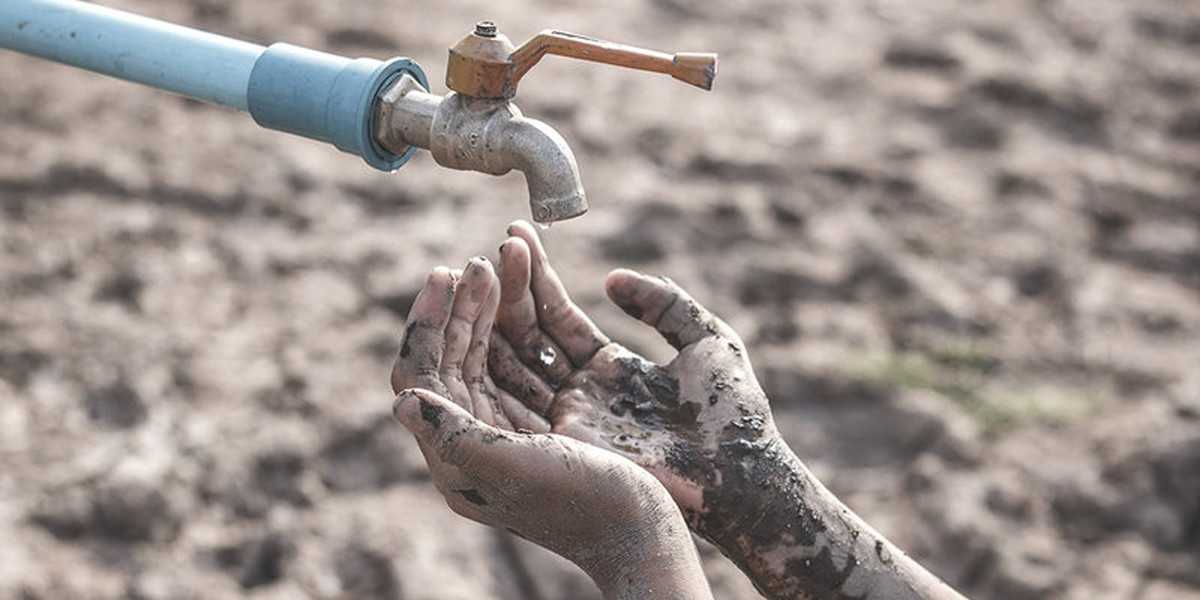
216,533 -> 294,589
252,449 -> 311,508
883,41 -> 963,72
28,487 -> 92,540
85,377 -> 148,429
335,545 -> 401,600
93,269 -> 145,311
1014,263 -> 1061,297
92,479 -> 181,543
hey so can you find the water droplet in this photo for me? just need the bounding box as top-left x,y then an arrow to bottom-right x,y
538,346 -> 557,366
536,221 -> 553,231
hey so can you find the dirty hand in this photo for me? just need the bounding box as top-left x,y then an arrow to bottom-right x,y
490,221 -> 775,535
391,259 -> 713,600
491,222 -> 966,600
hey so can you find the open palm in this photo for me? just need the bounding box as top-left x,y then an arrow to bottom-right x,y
488,222 -> 782,523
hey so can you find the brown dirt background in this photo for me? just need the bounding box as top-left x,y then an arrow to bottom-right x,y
2,0 -> 1199,598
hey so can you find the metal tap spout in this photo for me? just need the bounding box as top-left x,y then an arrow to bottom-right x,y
374,75 -> 586,223
495,117 -> 586,223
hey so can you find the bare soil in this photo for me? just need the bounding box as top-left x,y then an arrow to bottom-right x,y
2,0 -> 1199,598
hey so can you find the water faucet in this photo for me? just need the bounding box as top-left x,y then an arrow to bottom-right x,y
373,22 -> 718,223
0,3 -> 716,223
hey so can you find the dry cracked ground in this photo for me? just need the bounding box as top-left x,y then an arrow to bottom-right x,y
1,0 -> 1199,598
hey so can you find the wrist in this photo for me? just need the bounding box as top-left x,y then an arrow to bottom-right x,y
688,434 -> 857,598
685,431 -> 794,544
593,520 -> 713,600
694,436 -> 958,600
580,494 -> 713,600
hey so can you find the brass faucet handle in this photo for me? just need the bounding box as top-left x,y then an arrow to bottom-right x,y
510,30 -> 718,92
445,23 -> 718,99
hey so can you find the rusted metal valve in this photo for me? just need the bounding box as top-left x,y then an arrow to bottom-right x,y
374,22 -> 718,223
446,22 -> 718,99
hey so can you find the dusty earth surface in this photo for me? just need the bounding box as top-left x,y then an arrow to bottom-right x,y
2,0 -> 1199,598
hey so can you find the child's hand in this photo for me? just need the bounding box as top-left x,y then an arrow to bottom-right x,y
390,258 -> 548,432
489,222 -> 777,534
488,222 -> 966,600
391,258 -> 713,600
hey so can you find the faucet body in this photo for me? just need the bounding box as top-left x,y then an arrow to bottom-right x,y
378,21 -> 714,223
375,75 -> 587,222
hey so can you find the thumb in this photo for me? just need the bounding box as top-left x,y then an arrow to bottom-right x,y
393,388 -> 486,467
604,269 -> 723,350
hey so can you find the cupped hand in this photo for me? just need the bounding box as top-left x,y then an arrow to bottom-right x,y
393,387 -> 693,587
390,258 -> 548,433
489,221 -> 782,536
390,258 -> 711,598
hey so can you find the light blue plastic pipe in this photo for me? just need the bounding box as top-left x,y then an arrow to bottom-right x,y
0,0 -> 263,110
0,0 -> 428,170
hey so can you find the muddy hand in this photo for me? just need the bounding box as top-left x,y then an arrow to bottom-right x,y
491,221 -> 774,528
391,257 -> 713,600
393,388 -> 712,600
391,257 -> 549,432
491,222 -> 968,600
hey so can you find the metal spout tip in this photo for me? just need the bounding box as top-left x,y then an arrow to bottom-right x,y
531,192 -> 589,223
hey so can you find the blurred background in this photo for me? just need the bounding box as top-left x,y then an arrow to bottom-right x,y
1,0 -> 1199,598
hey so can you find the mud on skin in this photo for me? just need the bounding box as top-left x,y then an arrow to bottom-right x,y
394,389 -> 712,600
678,428 -> 922,600
574,345 -> 902,597
606,355 -> 701,431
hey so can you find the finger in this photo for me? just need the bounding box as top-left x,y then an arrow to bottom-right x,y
464,263 -> 501,383
496,237 -> 572,384
604,269 -> 725,350
391,388 -> 495,520
468,385 -> 497,425
489,389 -> 517,431
488,332 -> 557,415
392,267 -> 458,395
394,388 -> 550,477
491,380 -> 551,433
393,388 -> 496,469
506,221 -> 609,366
499,393 -> 552,433
444,257 -> 496,377
475,388 -> 509,430
464,261 -> 501,423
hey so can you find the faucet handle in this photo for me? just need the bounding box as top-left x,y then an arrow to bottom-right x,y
446,23 -> 718,99
511,30 -> 718,91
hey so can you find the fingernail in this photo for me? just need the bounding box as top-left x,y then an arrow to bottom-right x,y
392,389 -> 419,425
609,277 -> 634,298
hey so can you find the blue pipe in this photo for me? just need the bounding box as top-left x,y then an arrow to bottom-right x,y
0,0 -> 263,111
0,0 -> 428,171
